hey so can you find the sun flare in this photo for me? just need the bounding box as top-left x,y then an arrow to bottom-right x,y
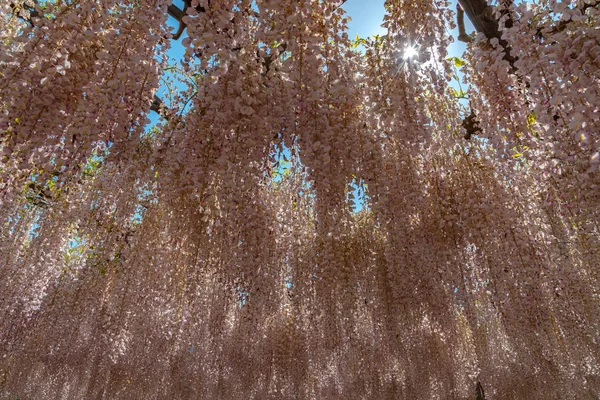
404,45 -> 418,59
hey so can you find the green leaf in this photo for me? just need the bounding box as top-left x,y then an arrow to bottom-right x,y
527,110 -> 536,126
449,88 -> 467,99
352,34 -> 367,49
448,57 -> 466,67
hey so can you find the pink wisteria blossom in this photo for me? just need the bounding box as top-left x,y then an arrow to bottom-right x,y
0,0 -> 599,399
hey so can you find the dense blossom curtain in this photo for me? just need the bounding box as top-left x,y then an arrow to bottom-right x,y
0,0 -> 599,398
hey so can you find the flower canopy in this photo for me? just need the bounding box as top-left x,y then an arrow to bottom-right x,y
0,0 -> 599,398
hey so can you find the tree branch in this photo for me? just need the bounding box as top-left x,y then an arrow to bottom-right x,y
167,4 -> 185,21
150,95 -> 164,115
457,0 -> 517,69
457,4 -> 473,43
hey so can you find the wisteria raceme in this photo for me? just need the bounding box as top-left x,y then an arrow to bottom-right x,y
0,0 -> 599,399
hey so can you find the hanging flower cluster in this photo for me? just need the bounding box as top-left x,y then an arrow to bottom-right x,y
0,0 -> 599,399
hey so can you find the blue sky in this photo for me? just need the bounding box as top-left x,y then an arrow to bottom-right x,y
343,0 -> 387,38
